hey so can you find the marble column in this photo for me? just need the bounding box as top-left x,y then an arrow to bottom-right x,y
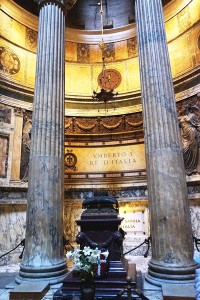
135,0 -> 197,285
16,0 -> 76,284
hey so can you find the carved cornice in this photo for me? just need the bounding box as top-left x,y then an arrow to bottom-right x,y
65,113 -> 144,137
0,95 -> 33,111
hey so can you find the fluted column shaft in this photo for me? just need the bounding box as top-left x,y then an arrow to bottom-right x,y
135,0 -> 197,285
16,1 -> 66,284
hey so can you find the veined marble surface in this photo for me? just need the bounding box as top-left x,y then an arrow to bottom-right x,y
1,200 -> 200,266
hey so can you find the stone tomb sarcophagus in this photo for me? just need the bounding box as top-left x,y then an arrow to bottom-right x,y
54,197 -> 142,299
76,196 -> 124,261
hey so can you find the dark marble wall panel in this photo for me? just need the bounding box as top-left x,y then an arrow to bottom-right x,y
0,135 -> 9,178
20,111 -> 32,181
0,104 -> 11,124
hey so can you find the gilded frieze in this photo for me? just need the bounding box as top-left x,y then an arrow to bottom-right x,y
0,10 -> 13,41
25,28 -> 38,52
65,113 -> 143,136
0,39 -> 29,84
126,57 -> 140,91
0,27 -> 199,96
65,41 -> 77,61
0,0 -> 199,65
77,43 -> 90,63
127,37 -> 138,57
90,44 -> 103,63
103,43 -> 115,62
194,26 -> 200,63
13,96 -> 200,186
168,32 -> 194,77
0,46 -> 20,75
177,6 -> 191,33
115,41 -> 128,61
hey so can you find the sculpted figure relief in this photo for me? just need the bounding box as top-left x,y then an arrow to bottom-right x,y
178,101 -> 200,175
20,116 -> 32,181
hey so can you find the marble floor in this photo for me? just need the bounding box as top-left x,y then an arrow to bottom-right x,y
0,257 -> 163,300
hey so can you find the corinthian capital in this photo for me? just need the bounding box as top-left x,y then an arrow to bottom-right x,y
34,0 -> 77,10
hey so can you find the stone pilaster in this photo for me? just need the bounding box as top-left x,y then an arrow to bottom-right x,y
16,0 -> 76,284
135,0 -> 197,285
11,108 -> 24,181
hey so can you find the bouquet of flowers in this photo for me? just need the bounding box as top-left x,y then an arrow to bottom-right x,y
66,246 -> 109,282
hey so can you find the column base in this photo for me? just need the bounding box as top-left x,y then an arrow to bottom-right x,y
15,261 -> 67,285
145,259 -> 198,286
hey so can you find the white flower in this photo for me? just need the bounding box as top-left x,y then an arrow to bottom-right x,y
92,248 -> 101,257
66,248 -> 81,261
66,251 -> 74,260
101,250 -> 109,259
83,246 -> 92,256
74,247 -> 81,255
74,261 -> 82,271
88,253 -> 99,264
73,248 -> 81,259
82,264 -> 90,272
67,246 -> 109,279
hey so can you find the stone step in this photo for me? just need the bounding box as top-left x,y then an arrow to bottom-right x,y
62,278 -> 133,290
54,288 -> 142,299
162,283 -> 195,300
10,282 -> 50,300
108,270 -> 127,278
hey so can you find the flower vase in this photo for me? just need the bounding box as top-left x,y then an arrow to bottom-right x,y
80,280 -> 95,300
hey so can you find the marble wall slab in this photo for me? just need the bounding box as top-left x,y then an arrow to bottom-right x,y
0,204 -> 26,266
1,197 -> 200,266
0,105 -> 16,187
0,135 -> 9,177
